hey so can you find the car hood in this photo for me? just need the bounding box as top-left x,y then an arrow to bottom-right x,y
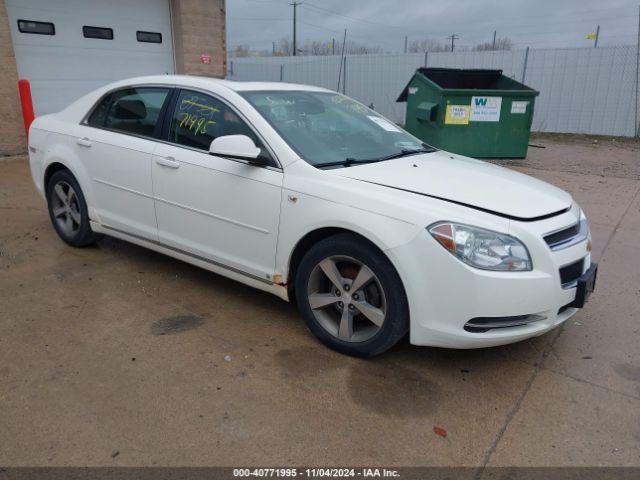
331,151 -> 573,221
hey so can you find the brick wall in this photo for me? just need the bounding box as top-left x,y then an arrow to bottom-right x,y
0,0 -> 26,156
171,0 -> 227,78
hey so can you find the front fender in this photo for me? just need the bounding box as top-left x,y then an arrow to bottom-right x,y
275,188 -> 422,283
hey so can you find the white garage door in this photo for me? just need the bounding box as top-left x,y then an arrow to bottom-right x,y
6,0 -> 174,115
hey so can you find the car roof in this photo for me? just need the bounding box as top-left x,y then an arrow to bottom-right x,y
105,74 -> 331,94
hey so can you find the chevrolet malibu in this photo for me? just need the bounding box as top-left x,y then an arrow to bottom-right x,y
28,75 -> 597,356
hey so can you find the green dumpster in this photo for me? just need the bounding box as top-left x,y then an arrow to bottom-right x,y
397,68 -> 539,158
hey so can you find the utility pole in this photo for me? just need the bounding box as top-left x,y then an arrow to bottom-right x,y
492,30 -> 496,50
594,24 -> 600,47
332,37 -> 335,55
447,34 -> 459,52
272,41 -> 276,56
404,35 -> 408,53
635,5 -> 639,137
290,2 -> 302,56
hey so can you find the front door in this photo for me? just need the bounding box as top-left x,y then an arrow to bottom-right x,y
151,89 -> 283,281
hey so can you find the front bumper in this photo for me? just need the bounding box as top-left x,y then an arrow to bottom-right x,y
387,206 -> 592,348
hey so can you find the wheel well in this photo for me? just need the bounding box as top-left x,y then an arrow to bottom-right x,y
43,162 -> 71,191
286,227 -> 386,301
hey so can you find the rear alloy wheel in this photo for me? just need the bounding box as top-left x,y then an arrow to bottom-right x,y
295,233 -> 409,357
50,181 -> 82,238
46,170 -> 98,247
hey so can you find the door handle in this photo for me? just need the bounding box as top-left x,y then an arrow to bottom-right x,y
76,137 -> 92,148
155,156 -> 180,169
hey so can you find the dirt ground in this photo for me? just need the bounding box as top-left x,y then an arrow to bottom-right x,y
1,135 -> 639,469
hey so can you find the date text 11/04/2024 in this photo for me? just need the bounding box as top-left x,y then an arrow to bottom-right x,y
233,468 -> 400,478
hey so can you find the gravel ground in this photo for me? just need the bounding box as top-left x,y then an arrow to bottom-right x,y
1,135 -> 639,470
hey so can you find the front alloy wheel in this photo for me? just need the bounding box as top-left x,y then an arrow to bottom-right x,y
307,256 -> 386,343
295,233 -> 409,357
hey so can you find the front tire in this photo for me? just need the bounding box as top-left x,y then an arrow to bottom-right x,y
294,233 -> 409,357
46,170 -> 98,247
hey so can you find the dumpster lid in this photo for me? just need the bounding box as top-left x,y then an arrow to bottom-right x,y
397,67 -> 537,102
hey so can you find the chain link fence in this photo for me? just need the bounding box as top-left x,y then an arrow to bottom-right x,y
228,45 -> 640,137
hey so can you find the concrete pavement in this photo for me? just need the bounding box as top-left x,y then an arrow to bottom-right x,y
1,135 -> 639,468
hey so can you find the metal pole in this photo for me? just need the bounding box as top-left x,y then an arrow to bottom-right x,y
290,2 -> 301,56
594,25 -> 600,48
635,6 -> 639,137
404,36 -> 408,53
521,46 -> 530,83
492,30 -> 496,50
332,37 -> 335,55
343,56 -> 347,94
424,51 -> 428,67
336,29 -> 347,92
280,64 -> 284,82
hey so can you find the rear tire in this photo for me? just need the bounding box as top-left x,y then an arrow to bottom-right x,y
46,170 -> 98,247
294,233 -> 409,357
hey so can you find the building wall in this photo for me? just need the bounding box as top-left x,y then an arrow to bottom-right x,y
0,0 -> 26,156
0,0 -> 227,156
171,0 -> 227,78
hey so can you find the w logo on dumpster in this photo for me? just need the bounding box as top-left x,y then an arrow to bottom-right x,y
470,96 -> 502,122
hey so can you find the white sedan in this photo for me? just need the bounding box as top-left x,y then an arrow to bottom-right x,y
28,75 -> 597,356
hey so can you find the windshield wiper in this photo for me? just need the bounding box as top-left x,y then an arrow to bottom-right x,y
317,146 -> 435,169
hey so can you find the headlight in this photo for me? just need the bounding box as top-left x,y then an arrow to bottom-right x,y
428,222 -> 532,271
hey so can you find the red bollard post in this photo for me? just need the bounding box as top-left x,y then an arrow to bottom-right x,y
18,79 -> 35,140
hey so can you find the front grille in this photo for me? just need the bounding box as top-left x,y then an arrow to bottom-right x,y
544,222 -> 580,247
544,219 -> 589,251
559,258 -> 584,287
464,314 -> 546,333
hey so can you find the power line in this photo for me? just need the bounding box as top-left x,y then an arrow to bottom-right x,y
299,2 -> 637,35
302,2 -> 402,28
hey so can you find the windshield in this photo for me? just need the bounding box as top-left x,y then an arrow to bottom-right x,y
240,91 -> 431,167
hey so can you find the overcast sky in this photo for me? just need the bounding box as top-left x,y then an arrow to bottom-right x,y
227,0 -> 639,53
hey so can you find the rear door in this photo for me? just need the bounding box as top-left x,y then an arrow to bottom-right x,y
151,89 -> 283,281
79,86 -> 171,240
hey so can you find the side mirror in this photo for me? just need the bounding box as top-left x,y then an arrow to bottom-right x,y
209,135 -> 262,162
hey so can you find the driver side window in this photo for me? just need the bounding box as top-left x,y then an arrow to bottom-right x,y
169,90 -> 271,161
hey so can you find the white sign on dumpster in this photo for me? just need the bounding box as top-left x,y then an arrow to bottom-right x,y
511,101 -> 529,114
470,96 -> 502,122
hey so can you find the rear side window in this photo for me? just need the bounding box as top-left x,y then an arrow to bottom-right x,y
86,94 -> 112,127
101,87 -> 170,137
18,19 -> 55,35
83,26 -> 113,40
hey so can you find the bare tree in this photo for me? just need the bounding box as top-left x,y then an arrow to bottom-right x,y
473,37 -> 513,51
293,39 -> 383,56
232,44 -> 251,57
408,39 -> 449,53
274,38 -> 293,56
